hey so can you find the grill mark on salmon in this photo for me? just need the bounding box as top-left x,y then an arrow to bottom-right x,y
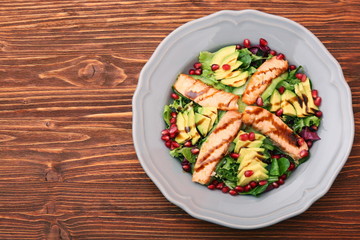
192,111 -> 242,184
242,57 -> 288,105
241,106 -> 308,162
173,74 -> 239,111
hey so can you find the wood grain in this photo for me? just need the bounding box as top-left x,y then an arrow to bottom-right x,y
0,0 -> 359,239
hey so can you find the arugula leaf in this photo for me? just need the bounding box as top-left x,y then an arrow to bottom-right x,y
214,157 -> 239,189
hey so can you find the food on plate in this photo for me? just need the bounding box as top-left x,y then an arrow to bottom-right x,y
161,38 -> 322,196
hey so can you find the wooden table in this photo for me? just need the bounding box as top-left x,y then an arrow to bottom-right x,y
0,1 -> 359,239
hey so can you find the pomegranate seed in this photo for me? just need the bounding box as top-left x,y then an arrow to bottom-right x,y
250,181 -> 258,188
230,153 -> 239,159
301,74 -> 307,82
161,135 -> 170,141
288,163 -> 296,171
277,179 -> 285,185
275,108 -> 283,116
256,97 -> 263,106
243,39 -> 251,48
240,133 -> 249,141
170,132 -> 176,138
182,164 -> 191,172
216,182 -> 224,190
269,50 -> 277,56
165,140 -> 172,148
307,140 -> 313,148
235,44 -> 242,49
259,180 -> 268,186
312,90 -> 318,99
259,38 -> 268,47
193,62 -> 202,69
235,186 -> 244,192
295,73 -> 303,80
229,189 -> 238,196
172,141 -> 180,149
272,154 -> 280,159
191,148 -> 200,155
184,141 -> 192,147
276,53 -> 285,60
278,86 -> 285,94
280,174 -> 287,180
181,159 -> 189,165
161,129 -> 170,136
171,112 -> 177,118
222,187 -> 230,193
314,97 -> 322,106
248,132 -> 255,141
211,64 -> 219,71
310,125 -> 318,131
188,69 -> 195,75
170,123 -> 177,129
208,184 -> 215,190
300,149 -> 309,158
244,185 -> 252,192
169,125 -> 178,134
315,111 -> 323,118
194,69 -> 202,75
170,117 -> 176,124
211,180 -> 219,186
171,93 -> 179,100
244,170 -> 254,177
297,138 -> 305,146
222,64 -> 231,70
272,182 -> 279,188
289,65 -> 296,70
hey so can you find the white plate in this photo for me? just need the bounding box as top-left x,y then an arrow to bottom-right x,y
133,10 -> 354,229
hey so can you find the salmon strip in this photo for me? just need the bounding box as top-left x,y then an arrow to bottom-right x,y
192,111 -> 242,184
241,106 -> 308,162
173,74 -> 239,111
242,57 -> 288,105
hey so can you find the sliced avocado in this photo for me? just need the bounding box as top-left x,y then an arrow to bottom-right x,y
221,51 -> 239,66
237,166 -> 269,186
301,78 -> 319,113
198,107 -> 217,128
195,112 -> 211,137
237,148 -> 265,163
235,140 -> 263,153
186,107 -> 201,145
261,72 -> 288,101
269,89 -> 281,112
282,90 -> 307,117
221,71 -> 248,87
281,90 -> 297,117
211,45 -> 236,66
214,61 -> 242,80
175,112 -> 190,143
294,83 -> 309,115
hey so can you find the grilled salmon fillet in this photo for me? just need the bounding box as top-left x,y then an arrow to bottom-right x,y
241,106 -> 308,162
173,74 -> 239,111
242,57 -> 288,105
192,111 -> 242,184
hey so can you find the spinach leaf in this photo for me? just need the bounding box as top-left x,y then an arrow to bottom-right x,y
269,158 -> 280,176
278,157 -> 290,176
241,184 -> 269,196
163,105 -> 171,126
170,147 -> 197,163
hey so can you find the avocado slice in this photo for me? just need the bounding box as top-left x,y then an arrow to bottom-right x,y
261,72 -> 288,101
211,45 -> 236,66
237,165 -> 269,186
237,148 -> 265,163
294,83 -> 310,115
301,78 -> 319,114
221,51 -> 239,66
281,90 -> 297,116
214,61 -> 242,79
186,107 -> 201,145
269,89 -> 281,112
282,89 -> 307,117
195,113 -> 211,137
234,140 -> 263,153
221,71 -> 249,87
175,112 -> 191,143
198,107 -> 217,128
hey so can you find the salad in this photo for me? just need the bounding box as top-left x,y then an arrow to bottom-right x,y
161,38 -> 322,196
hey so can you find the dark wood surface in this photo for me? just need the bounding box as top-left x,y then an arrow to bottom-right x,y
0,1 -> 359,239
